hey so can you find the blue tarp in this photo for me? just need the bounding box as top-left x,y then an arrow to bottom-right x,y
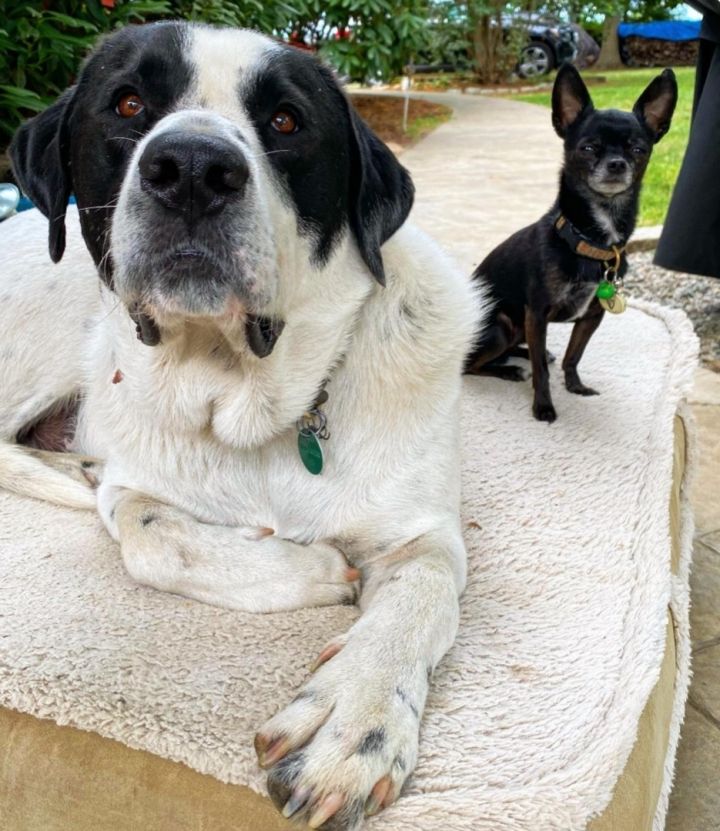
618,20 -> 701,41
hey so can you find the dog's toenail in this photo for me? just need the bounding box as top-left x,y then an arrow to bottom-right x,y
366,776 -> 392,816
308,793 -> 344,828
282,787 -> 311,818
260,737 -> 290,768
310,641 -> 343,673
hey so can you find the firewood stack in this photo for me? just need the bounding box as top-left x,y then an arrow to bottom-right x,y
621,36 -> 699,67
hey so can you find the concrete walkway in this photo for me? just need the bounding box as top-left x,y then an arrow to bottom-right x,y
400,91 -> 562,272
385,90 -> 720,831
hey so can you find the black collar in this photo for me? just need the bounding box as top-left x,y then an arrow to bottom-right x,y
554,214 -> 625,270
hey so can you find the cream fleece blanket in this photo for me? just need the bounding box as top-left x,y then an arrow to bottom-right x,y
0,300 -> 696,830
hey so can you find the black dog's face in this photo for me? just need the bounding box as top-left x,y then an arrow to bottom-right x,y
566,109 -> 653,197
552,64 -> 677,199
11,22 -> 413,342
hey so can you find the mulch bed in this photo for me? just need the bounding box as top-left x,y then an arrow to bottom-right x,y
350,95 -> 451,148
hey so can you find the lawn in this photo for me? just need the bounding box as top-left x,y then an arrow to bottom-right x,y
511,67 -> 695,227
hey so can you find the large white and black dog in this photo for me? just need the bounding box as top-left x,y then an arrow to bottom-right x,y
1,22 -> 482,829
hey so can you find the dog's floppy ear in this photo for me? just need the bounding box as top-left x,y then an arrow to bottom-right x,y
633,68 -> 677,143
552,64 -> 593,138
347,107 -> 414,286
10,88 -> 75,263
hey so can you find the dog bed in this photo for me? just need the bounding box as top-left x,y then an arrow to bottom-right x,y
0,299 -> 696,831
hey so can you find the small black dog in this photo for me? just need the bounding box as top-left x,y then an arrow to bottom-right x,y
465,64 -> 677,422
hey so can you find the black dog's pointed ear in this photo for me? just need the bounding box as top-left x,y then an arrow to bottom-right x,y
347,107 -> 414,286
552,64 -> 593,138
10,88 -> 75,263
633,68 -> 677,143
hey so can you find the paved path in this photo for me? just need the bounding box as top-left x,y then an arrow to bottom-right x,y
374,89 -> 720,831
374,90 -> 562,273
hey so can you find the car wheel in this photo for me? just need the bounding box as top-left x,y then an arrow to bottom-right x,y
517,42 -> 554,78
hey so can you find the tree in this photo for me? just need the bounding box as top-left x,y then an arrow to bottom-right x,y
595,9 -> 623,69
421,1 -> 535,84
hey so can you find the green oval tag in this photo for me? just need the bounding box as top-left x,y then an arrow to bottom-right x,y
298,429 -> 323,475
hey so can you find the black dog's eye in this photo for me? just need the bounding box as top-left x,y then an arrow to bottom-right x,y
270,110 -> 298,134
581,144 -> 597,153
631,146 -> 646,155
116,93 -> 145,119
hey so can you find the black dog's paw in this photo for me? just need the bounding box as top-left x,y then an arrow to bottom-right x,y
495,365 -> 528,382
571,384 -> 599,396
533,401 -> 557,423
566,379 -> 600,396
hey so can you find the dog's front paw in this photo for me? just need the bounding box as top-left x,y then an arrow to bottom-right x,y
256,637 -> 422,829
533,400 -> 557,423
566,380 -> 600,396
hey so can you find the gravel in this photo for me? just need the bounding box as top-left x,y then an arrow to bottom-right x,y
625,251 -> 720,370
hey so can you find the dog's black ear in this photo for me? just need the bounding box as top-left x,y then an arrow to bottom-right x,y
552,64 -> 593,138
10,88 -> 75,263
633,68 -> 677,143
347,107 -> 414,286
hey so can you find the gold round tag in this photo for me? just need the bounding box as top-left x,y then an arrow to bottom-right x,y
599,292 -> 627,314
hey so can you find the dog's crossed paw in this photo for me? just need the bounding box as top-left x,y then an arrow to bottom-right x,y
256,635 -> 422,829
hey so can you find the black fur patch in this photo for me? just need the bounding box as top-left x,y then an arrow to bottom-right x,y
10,22 -> 193,280
266,750 -> 306,810
291,689 -> 316,704
243,47 -> 412,283
395,687 -> 419,719
243,49 -> 352,267
356,727 -> 386,755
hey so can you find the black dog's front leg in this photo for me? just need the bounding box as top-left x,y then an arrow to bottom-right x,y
525,306 -> 556,422
563,301 -> 605,395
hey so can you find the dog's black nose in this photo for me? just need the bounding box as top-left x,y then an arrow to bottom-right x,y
138,132 -> 249,221
606,157 -> 629,175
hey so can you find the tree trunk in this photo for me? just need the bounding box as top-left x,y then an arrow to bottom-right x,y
594,15 -> 623,70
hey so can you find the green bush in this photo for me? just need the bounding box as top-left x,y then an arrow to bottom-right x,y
0,1 -> 179,142
0,0 -> 431,146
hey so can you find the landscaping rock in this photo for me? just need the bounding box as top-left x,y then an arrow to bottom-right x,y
626,251 -> 720,369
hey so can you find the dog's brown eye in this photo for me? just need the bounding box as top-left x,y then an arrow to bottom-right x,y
116,93 -> 145,118
271,111 -> 297,134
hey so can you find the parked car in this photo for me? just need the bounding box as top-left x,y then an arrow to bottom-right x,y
516,18 -> 579,78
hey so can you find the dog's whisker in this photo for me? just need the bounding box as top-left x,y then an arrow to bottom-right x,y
107,136 -> 140,145
78,202 -> 119,213
247,149 -> 292,159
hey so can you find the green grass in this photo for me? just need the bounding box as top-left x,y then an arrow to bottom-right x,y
511,67 -> 695,226
405,110 -> 452,143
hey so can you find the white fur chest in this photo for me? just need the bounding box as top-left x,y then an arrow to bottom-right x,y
76,226 -> 482,550
553,279 -> 598,321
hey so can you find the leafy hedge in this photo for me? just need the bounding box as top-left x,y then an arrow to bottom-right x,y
0,2 -> 172,142
0,0 -> 429,145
